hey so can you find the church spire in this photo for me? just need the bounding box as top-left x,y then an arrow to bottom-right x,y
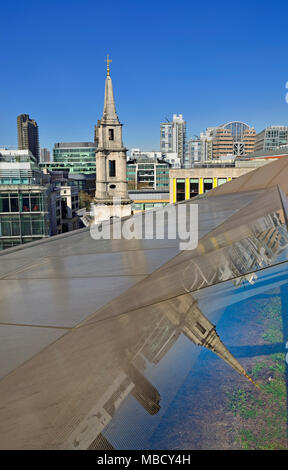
102,54 -> 120,124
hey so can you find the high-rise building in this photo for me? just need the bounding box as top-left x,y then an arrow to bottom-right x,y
254,126 -> 288,152
17,114 -> 40,162
160,114 -> 186,166
185,137 -> 203,167
40,148 -> 51,162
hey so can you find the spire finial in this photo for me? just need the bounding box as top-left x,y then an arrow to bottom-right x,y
105,54 -> 112,76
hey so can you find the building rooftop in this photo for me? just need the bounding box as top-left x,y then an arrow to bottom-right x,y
54,142 -> 96,149
242,147 -> 288,159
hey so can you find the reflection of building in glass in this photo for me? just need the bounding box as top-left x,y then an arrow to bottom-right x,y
59,362 -> 161,450
220,211 -> 288,286
57,287 -> 256,449
179,202 -> 288,292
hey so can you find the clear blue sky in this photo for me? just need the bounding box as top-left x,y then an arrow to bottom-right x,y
1,0 -> 288,153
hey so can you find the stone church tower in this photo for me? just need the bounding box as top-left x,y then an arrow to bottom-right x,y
91,56 -> 131,223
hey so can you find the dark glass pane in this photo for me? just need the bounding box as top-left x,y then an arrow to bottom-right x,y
0,198 -> 9,212
22,197 -> 30,212
10,198 -> 19,212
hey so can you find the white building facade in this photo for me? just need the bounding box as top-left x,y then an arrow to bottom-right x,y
160,114 -> 186,166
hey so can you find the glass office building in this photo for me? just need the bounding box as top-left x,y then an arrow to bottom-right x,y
255,126 -> 288,152
39,143 -> 97,201
50,142 -> 96,174
0,191 -> 49,250
0,149 -> 52,250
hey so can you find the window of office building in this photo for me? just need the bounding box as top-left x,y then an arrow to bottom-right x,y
190,179 -> 199,198
176,179 -> 185,201
0,194 -> 12,212
0,193 -> 20,212
203,178 -> 213,192
0,215 -> 20,236
218,178 -> 227,186
21,193 -> 44,212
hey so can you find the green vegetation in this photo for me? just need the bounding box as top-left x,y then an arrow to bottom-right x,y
226,294 -> 287,450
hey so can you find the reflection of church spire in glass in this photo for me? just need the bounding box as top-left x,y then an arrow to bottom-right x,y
165,296 -> 259,387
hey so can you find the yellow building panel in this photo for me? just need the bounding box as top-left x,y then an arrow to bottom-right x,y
185,178 -> 190,200
199,178 -> 204,194
213,177 -> 217,188
173,178 -> 176,203
227,177 -> 232,181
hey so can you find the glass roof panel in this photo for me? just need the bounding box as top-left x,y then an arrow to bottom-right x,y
0,259 -> 287,449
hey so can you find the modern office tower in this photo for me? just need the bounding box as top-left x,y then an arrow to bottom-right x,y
17,114 -> 40,162
254,126 -> 288,152
160,114 -> 186,166
40,148 -> 51,162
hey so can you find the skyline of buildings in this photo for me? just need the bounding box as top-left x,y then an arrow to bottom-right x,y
5,109 -> 288,168
1,61 -> 288,250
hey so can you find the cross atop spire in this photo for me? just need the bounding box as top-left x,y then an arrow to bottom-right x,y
105,54 -> 112,76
